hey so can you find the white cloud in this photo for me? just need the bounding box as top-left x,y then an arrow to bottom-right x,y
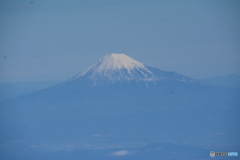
111,150 -> 129,156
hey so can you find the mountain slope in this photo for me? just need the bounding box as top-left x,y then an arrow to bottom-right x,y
0,81 -> 60,101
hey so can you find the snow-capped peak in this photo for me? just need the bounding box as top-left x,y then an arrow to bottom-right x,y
78,53 -> 152,76
72,53 -> 157,84
64,53 -> 199,86
99,53 -> 146,71
88,53 -> 146,73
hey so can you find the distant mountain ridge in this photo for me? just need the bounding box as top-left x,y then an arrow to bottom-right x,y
199,74 -> 240,88
0,81 -> 60,101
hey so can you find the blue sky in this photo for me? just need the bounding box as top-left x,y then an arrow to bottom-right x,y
0,0 -> 239,82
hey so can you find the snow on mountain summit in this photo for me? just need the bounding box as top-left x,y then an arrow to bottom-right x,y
82,53 -> 149,74
73,53 -> 157,84
95,53 -> 146,71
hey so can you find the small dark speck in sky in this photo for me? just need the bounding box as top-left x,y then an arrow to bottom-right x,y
3,56 -> 6,59
160,18 -> 167,23
31,1 -> 33,4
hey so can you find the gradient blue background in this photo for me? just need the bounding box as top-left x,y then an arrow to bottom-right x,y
1,0 -> 240,82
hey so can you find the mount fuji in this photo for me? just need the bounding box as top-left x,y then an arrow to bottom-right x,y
41,53 -> 202,98
1,53 -> 239,160
16,53 -> 213,111
69,53 -> 196,84
61,53 -> 198,85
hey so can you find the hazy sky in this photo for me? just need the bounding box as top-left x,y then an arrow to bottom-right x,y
0,0 -> 240,82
